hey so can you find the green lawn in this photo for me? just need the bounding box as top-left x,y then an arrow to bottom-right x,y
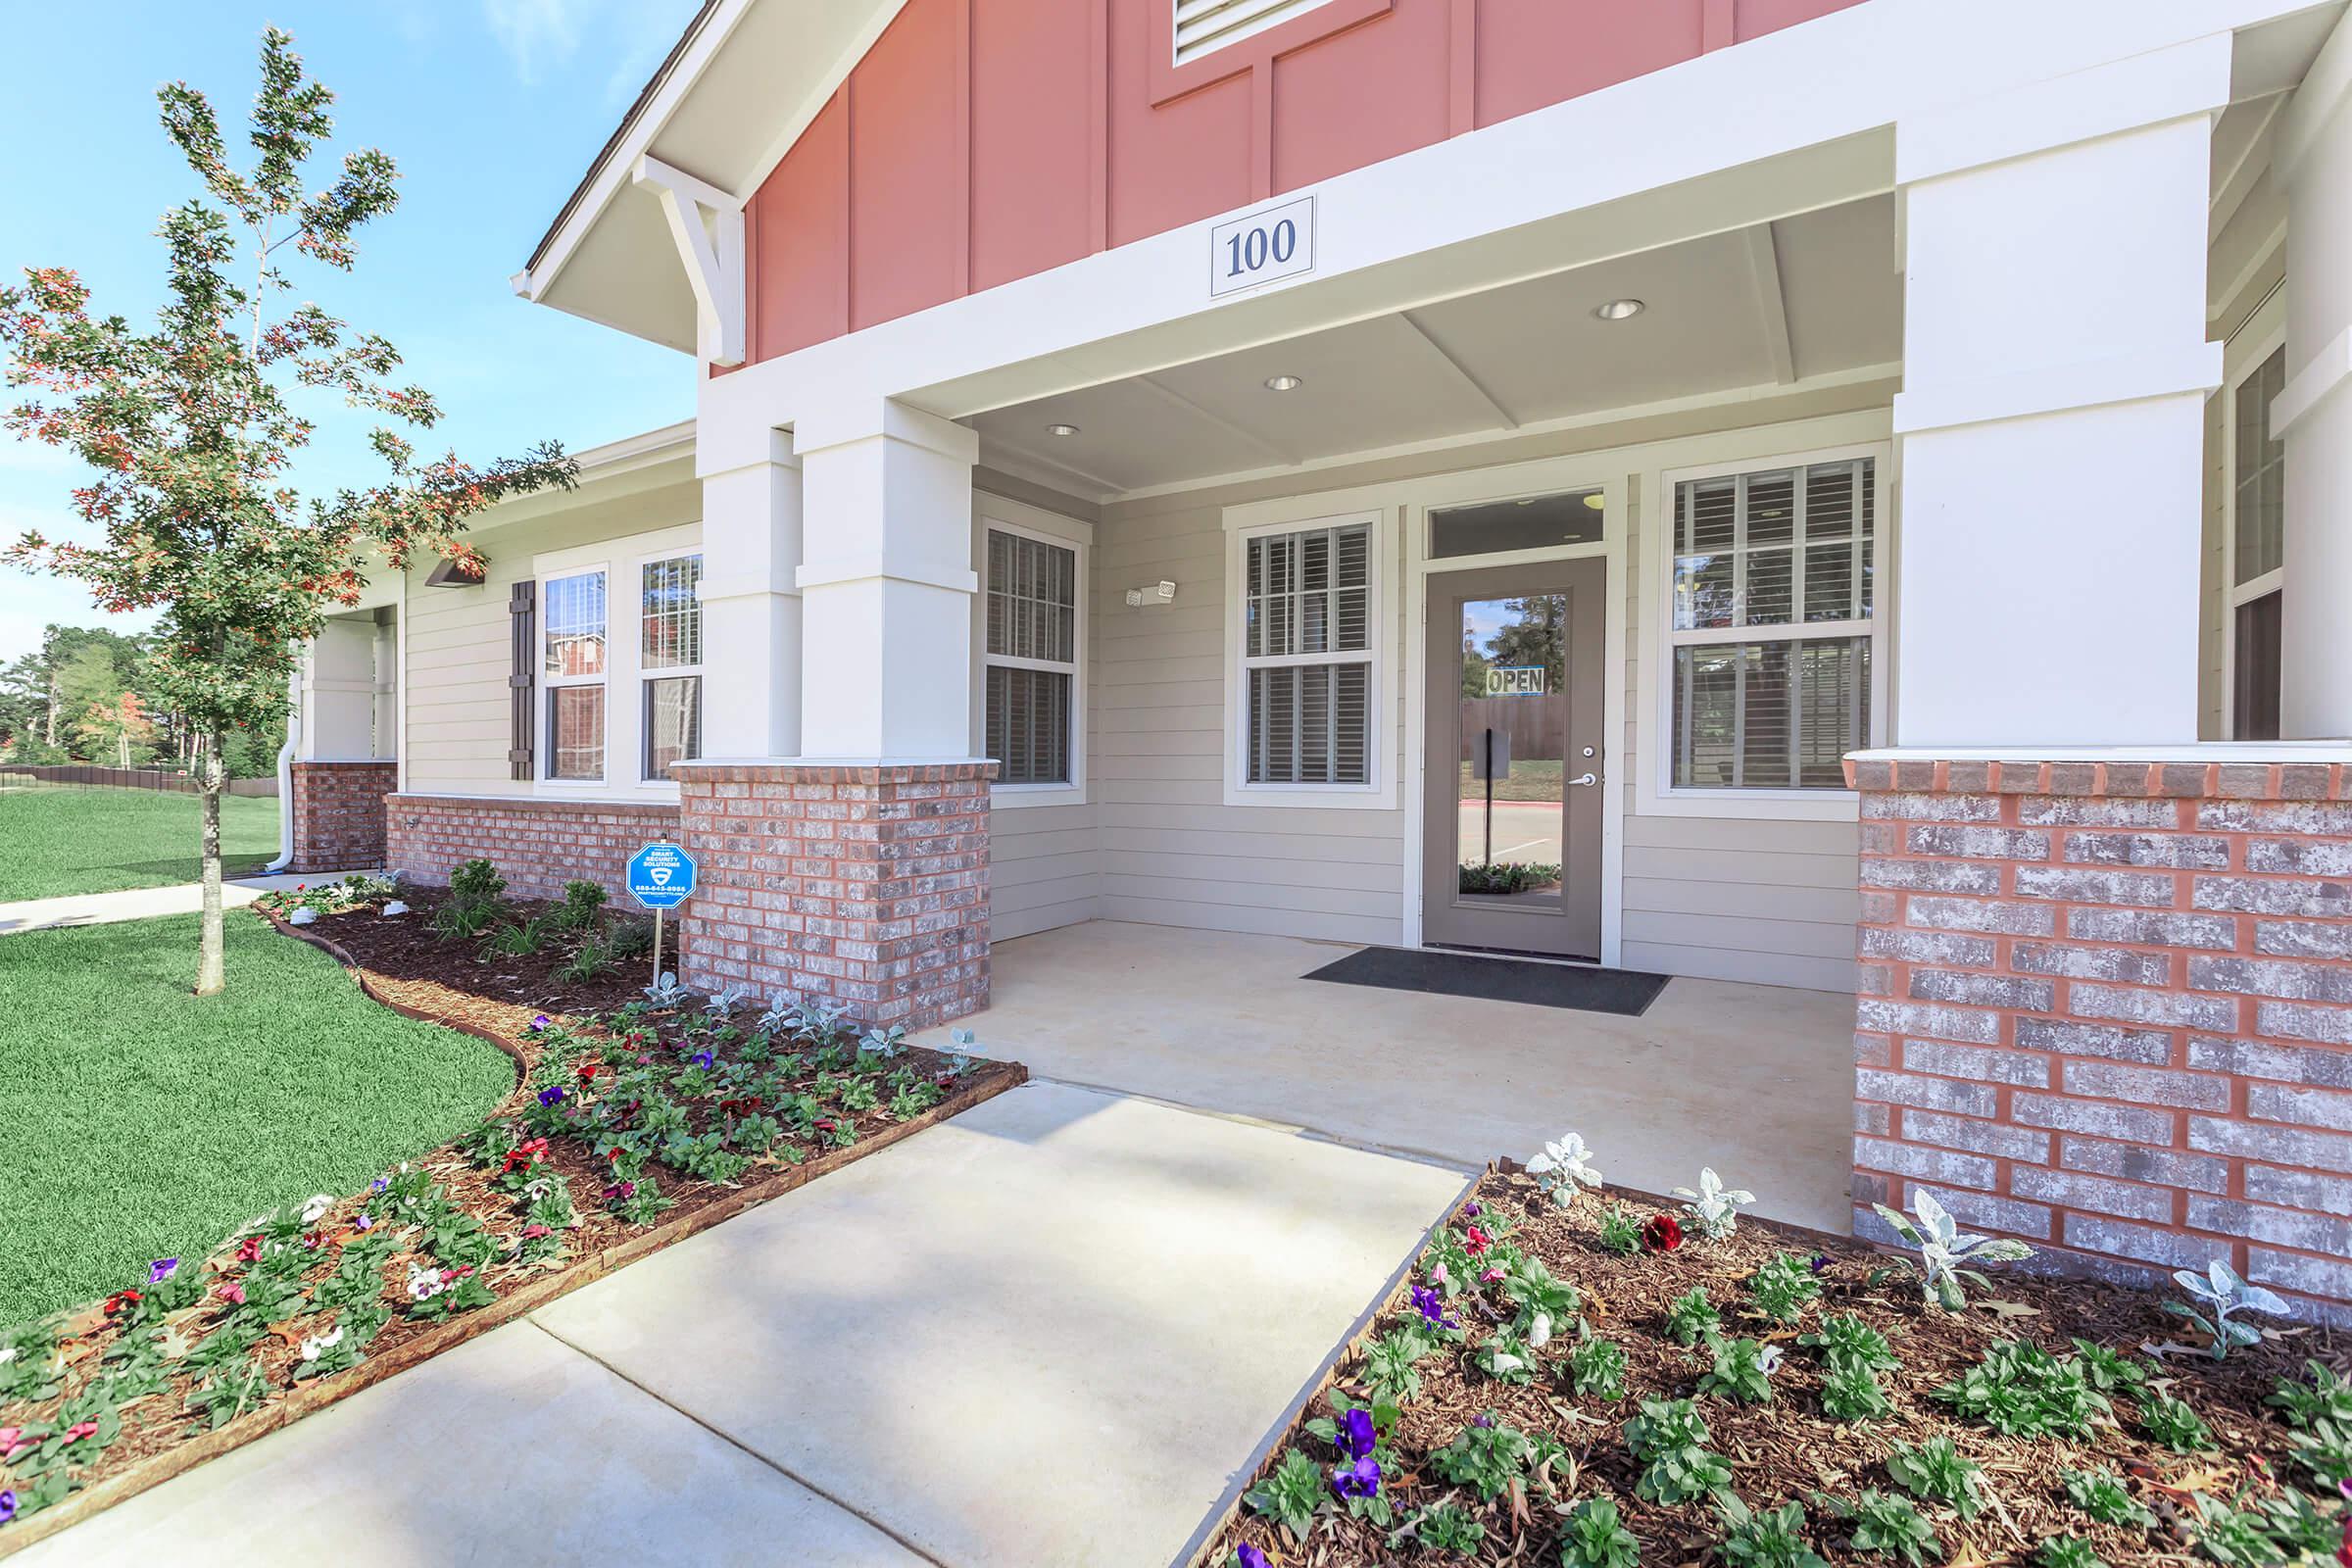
0,913 -> 513,1326
0,784 -> 280,901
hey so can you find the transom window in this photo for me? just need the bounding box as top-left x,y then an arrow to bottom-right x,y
2230,346 -> 2285,742
640,553 -> 703,780
984,528 -> 1079,787
1667,456 -> 1878,791
543,569 -> 607,781
1243,520 -> 1372,786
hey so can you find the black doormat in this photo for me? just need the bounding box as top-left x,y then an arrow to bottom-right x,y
1303,946 -> 1672,1016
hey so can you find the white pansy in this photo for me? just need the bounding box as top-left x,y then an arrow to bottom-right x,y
405,1262 -> 443,1301
300,1194 -> 337,1225
1528,1312 -> 1553,1350
288,906 -> 318,926
0,1347 -> 16,1366
1757,1345 -> 1783,1376
298,1326 -> 344,1362
381,900 -> 409,916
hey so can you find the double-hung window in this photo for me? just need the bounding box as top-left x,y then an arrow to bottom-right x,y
1240,517 -> 1375,789
640,552 -> 704,779
542,569 -> 608,782
983,527 -> 1081,790
1664,453 -> 1881,795
2229,347 -> 2285,741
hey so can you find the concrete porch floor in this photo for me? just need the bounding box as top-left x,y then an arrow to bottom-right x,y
920,920 -> 1858,1235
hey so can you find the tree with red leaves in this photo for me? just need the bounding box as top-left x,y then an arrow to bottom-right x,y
0,27 -> 574,994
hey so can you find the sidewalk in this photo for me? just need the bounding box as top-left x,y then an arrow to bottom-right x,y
16,1083 -> 1466,1567
0,871 -> 374,936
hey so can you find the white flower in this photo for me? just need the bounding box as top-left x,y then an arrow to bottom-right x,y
1528,1312 -> 1553,1349
0,1346 -> 17,1366
299,1326 -> 344,1362
288,906 -> 318,926
405,1263 -> 443,1301
1757,1345 -> 1783,1376
381,900 -> 410,916
300,1194 -> 337,1225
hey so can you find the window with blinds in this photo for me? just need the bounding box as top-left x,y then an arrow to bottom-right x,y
1667,456 -> 1878,791
984,529 -> 1079,786
1243,521 -> 1372,786
641,553 -> 703,780
2230,347 -> 2285,742
1174,0 -> 1334,65
542,569 -> 607,781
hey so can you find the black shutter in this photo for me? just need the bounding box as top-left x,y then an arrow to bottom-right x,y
508,581 -> 536,780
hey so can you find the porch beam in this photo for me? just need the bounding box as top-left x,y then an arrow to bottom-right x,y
1741,223 -> 1796,385
1136,373 -> 1299,467
1396,310 -> 1521,428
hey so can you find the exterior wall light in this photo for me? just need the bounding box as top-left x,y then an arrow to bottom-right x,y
1124,579 -> 1178,609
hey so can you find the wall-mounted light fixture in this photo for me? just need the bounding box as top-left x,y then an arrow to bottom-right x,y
1124,579 -> 1178,609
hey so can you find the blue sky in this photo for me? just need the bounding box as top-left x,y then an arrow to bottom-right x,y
0,1 -> 703,662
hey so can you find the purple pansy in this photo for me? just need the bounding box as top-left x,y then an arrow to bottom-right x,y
690,1051 -> 716,1070
1461,1200 -> 1482,1218
1472,1412 -> 1495,1429
1329,1454 -> 1382,1500
148,1258 -> 178,1285
528,1014 -> 552,1032
1409,1284 -> 1454,1329
369,1176 -> 390,1193
1337,1405 -> 1376,1459
0,1489 -> 14,1524
1233,1546 -> 1271,1568
352,1214 -> 373,1233
1809,1253 -> 1833,1275
537,1086 -> 566,1107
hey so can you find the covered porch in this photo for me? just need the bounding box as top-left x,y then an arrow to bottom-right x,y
918,920 -> 1858,1234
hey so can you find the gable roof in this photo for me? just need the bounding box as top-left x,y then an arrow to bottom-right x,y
511,0 -> 905,353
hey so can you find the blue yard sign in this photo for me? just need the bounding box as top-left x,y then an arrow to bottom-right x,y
625,842 -> 698,911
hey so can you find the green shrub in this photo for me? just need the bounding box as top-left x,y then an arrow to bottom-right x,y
558,878 -> 609,929
1717,1496 -> 1830,1568
1568,1333 -> 1627,1399
1555,1495 -> 1638,1568
1885,1437 -> 1986,1518
1749,1252 -> 1822,1324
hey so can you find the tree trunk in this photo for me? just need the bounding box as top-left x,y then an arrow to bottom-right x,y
196,733 -> 225,996
43,671 -> 57,746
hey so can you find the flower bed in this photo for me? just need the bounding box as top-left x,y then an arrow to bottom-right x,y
1206,1146 -> 2350,1568
0,867 -> 1022,1555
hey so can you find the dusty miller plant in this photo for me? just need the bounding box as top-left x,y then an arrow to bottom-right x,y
1526,1132 -> 1603,1207
1871,1191 -> 2034,1311
2165,1260 -> 2288,1360
0,29 -> 573,992
1674,1167 -> 1756,1242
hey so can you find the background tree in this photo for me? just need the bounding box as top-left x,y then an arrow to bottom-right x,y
75,689 -> 158,768
0,28 -> 573,994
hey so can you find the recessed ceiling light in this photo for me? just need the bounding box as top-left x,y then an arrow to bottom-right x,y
1263,373 -> 1303,392
1593,298 -> 1645,321
1045,422 -> 1081,437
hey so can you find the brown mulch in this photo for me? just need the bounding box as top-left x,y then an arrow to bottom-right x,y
0,890 -> 1023,1558
1206,1168 -> 2346,1567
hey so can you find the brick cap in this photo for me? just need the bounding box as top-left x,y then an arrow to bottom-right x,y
384,792 -> 683,817
291,759 -> 398,770
1847,744 -> 2352,764
672,756 -> 999,771
672,759 -> 999,784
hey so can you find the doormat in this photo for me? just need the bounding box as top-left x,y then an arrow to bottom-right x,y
1303,946 -> 1671,1016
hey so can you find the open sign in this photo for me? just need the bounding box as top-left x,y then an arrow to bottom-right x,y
1484,666 -> 1546,698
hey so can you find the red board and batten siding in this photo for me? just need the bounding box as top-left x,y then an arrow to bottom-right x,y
744,0 -> 1867,362
1846,758 -> 2352,1324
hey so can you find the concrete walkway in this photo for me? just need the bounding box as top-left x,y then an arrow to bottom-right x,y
916,920 -> 1857,1235
0,871 -> 374,936
19,1084 -> 1465,1567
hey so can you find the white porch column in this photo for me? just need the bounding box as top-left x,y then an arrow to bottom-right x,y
793,400 -> 981,758
1890,38 -> 2228,747
2278,13 -> 2352,739
299,615 -> 382,761
696,429 -> 805,759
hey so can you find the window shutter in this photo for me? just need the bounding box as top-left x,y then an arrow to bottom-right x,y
508,581 -> 535,780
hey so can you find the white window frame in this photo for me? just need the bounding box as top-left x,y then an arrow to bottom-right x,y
1221,502 -> 1397,809
532,522 -> 701,801
636,548 -> 707,786
974,496 -> 1091,808
2221,293 -> 2286,742
1642,440 -> 1892,821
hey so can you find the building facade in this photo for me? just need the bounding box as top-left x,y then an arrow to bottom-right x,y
288,0 -> 2352,1315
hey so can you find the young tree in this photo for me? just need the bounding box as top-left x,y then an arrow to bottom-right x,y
0,28 -> 574,994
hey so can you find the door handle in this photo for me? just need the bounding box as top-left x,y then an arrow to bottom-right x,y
1571,771 -> 1598,788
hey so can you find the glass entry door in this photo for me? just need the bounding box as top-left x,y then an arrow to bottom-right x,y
1421,560 -> 1604,958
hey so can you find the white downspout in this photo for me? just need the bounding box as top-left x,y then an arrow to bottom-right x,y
263,665 -> 302,872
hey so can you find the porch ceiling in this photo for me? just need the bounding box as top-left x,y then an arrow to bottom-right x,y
971,195 -> 1903,500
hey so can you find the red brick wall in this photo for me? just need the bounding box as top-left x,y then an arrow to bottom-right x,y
1847,757 -> 2352,1322
288,760 -> 398,872
673,760 -> 996,1029
383,794 -> 681,904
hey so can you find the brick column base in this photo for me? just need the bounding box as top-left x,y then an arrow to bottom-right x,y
287,760 -> 398,872
673,760 -> 996,1030
1847,755 -> 2352,1322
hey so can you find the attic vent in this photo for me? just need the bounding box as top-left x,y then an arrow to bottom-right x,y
1174,0 -> 1335,65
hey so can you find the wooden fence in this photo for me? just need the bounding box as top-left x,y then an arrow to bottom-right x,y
0,763 -> 278,797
